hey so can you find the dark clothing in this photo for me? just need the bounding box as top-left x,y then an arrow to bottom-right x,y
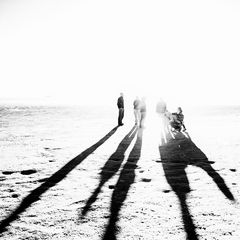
172,112 -> 186,131
173,112 -> 184,123
117,96 -> 124,125
117,96 -> 124,109
118,108 -> 124,126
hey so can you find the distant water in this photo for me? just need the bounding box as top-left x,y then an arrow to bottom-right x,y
0,104 -> 239,170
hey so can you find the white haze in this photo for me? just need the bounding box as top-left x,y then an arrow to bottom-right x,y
1,0 -> 240,106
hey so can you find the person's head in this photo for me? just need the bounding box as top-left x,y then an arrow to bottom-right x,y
177,107 -> 182,113
120,92 -> 124,97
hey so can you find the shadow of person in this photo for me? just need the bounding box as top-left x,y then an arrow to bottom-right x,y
159,132 -> 235,240
80,125 -> 138,217
0,126 -> 119,233
102,128 -> 143,240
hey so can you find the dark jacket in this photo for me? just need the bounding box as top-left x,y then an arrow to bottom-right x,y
172,112 -> 184,123
117,96 -> 124,109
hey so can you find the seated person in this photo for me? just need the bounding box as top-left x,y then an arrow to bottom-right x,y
170,107 -> 186,131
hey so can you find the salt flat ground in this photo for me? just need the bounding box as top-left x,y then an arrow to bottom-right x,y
0,105 -> 240,239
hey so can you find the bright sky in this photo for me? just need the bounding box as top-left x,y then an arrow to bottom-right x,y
1,0 -> 240,106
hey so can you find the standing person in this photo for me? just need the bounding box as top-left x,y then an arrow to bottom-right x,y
139,97 -> 146,128
117,93 -> 124,126
133,96 -> 140,125
156,99 -> 173,144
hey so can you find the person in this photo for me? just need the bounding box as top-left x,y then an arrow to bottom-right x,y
139,97 -> 146,128
171,107 -> 186,131
133,96 -> 140,125
156,99 -> 174,144
117,93 -> 124,126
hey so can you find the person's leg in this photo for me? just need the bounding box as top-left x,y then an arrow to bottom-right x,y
139,112 -> 142,128
137,110 -> 141,125
118,109 -> 121,125
140,112 -> 146,128
118,108 -> 124,125
134,109 -> 138,124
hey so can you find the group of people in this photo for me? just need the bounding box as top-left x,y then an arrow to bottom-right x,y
117,93 -> 186,136
156,99 -> 186,144
117,93 -> 147,128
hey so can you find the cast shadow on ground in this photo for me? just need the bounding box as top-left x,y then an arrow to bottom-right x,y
159,132 -> 235,240
80,125 -> 138,217
0,126 -> 119,233
102,128 -> 143,240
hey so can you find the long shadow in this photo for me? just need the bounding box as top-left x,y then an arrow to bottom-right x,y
0,126 -> 119,233
159,132 -> 235,240
80,125 -> 137,217
102,128 -> 143,240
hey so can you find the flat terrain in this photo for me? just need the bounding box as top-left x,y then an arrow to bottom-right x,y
0,108 -> 240,239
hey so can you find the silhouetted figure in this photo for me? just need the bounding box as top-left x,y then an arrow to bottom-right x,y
133,96 -> 140,125
156,99 -> 173,145
171,107 -> 186,132
117,93 -> 124,126
139,97 -> 146,128
156,98 -> 167,114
